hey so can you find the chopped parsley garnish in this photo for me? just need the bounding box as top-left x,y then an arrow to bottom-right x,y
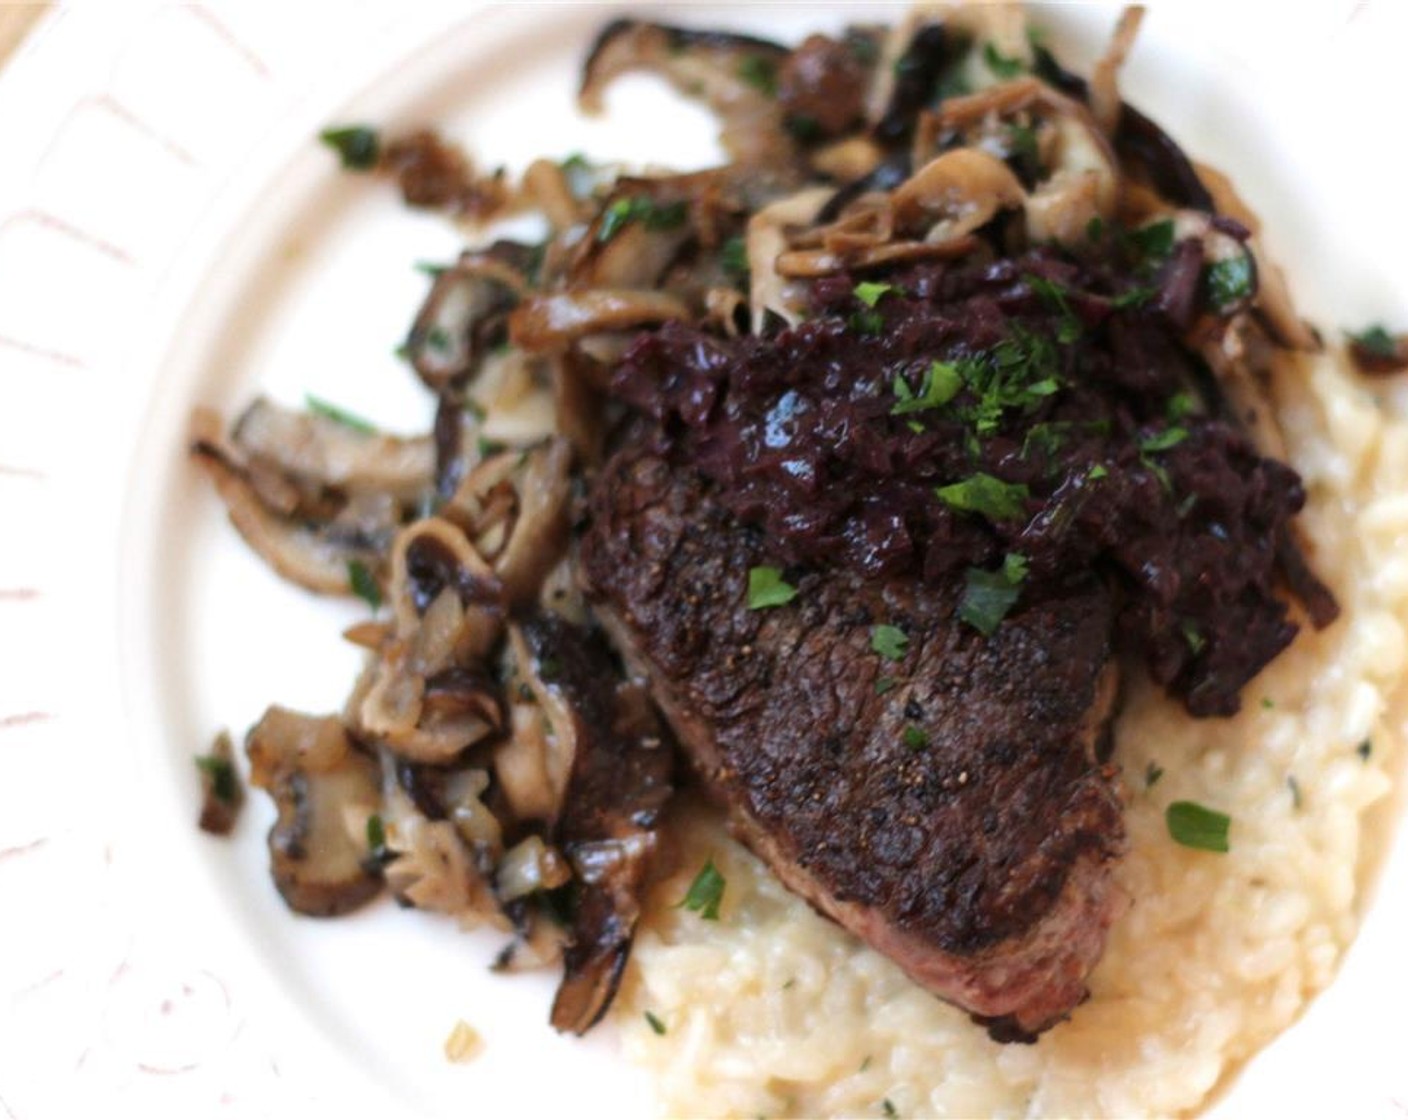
319,125 -> 379,170
677,859 -> 726,920
1287,775 -> 1303,810
1261,697 -> 1275,710
855,281 -> 895,308
874,676 -> 897,696
1145,762 -> 1164,789
902,725 -> 928,750
1166,391 -> 1198,421
882,1099 -> 900,1119
1129,219 -> 1176,264
1180,621 -> 1206,655
644,1011 -> 667,1036
1110,284 -> 1159,310
537,655 -> 562,682
721,236 -> 749,283
783,112 -> 824,143
1358,739 -> 1373,761
737,54 -> 778,96
957,554 -> 1027,636
347,559 -> 382,612
1088,464 -> 1109,480
366,813 -> 392,865
982,41 -> 1024,78
1139,426 -> 1189,453
892,361 -> 962,415
1025,274 -> 1082,343
195,754 -> 238,805
747,566 -> 797,609
1005,122 -> 1039,167
850,309 -> 885,334
1165,801 -> 1230,853
1205,255 -> 1254,310
306,393 -> 377,435
871,624 -> 909,661
1085,215 -> 1105,242
414,260 -> 448,277
1347,324 -> 1398,359
597,196 -> 689,242
935,473 -> 1030,521
476,436 -> 505,458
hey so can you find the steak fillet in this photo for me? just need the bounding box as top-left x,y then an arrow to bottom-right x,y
580,447 -> 1128,1038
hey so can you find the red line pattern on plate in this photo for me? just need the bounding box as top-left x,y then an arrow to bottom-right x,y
0,712 -> 53,731
78,95 -> 199,166
183,4 -> 271,77
0,210 -> 134,265
0,589 -> 40,602
0,838 -> 49,863
0,465 -> 46,481
0,333 -> 87,371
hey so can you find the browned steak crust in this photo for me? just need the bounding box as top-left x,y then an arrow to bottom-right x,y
579,446 -> 1128,1036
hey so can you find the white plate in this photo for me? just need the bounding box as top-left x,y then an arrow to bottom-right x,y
3,2 -> 1407,1116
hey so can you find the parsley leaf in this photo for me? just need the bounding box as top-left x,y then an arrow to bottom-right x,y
1130,219 -> 1175,264
935,473 -> 1030,521
677,859 -> 726,920
855,281 -> 895,308
1025,274 -> 1082,343
195,754 -> 238,805
1347,324 -> 1398,359
1287,775 -> 1303,810
902,725 -> 928,750
1088,464 -> 1109,480
958,556 -> 1026,636
598,196 -> 688,243
347,559 -> 382,612
644,1010 -> 667,1036
366,813 -> 393,866
982,42 -> 1024,78
747,566 -> 797,610
1180,621 -> 1206,655
874,676 -> 897,696
1145,762 -> 1164,788
319,125 -> 379,170
882,1098 -> 900,1119
1358,739 -> 1373,761
721,236 -> 749,283
1110,285 -> 1159,310
1139,427 -> 1189,453
892,361 -> 962,415
1166,801 -> 1231,853
1206,255 -> 1254,310
737,54 -> 778,96
306,394 -> 377,435
871,624 -> 909,661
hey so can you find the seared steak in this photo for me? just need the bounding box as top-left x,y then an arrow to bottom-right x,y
580,447 -> 1127,1038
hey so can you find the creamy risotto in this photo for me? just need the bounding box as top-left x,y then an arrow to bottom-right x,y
615,344 -> 1401,1118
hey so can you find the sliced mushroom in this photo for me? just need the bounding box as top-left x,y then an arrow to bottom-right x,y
245,706 -> 383,917
508,290 -> 692,352
196,730 -> 243,837
405,252 -> 526,394
496,438 -> 573,607
890,147 -> 1027,241
508,613 -> 674,1036
190,409 -> 372,595
579,20 -> 792,166
232,397 -> 435,503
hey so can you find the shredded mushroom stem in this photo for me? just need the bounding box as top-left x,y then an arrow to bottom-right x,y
506,623 -> 578,817
747,186 -> 833,330
1089,5 -> 1146,136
